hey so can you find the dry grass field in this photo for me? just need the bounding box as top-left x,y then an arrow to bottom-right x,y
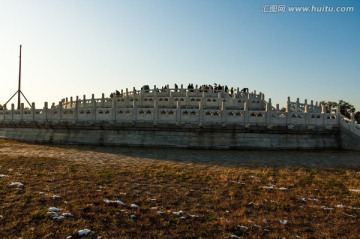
0,139 -> 359,238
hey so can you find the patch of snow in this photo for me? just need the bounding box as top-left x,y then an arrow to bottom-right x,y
280,220 -> 288,225
308,198 -> 320,202
103,198 -> 126,205
254,224 -> 261,228
10,182 -> 23,187
0,174 -> 9,178
278,187 -> 288,190
52,195 -> 61,199
130,214 -> 136,219
78,229 -> 92,236
264,229 -> 270,233
157,211 -> 165,215
150,207 -> 158,210
48,207 -> 62,212
263,186 -> 274,190
130,204 -> 139,208
336,204 -> 346,208
230,235 -> 241,238
349,189 -> 360,193
323,207 -> 334,211
345,213 -> 356,218
173,210 -> 183,216
237,225 -> 249,230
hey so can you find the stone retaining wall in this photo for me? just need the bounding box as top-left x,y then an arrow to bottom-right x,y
0,122 -> 341,150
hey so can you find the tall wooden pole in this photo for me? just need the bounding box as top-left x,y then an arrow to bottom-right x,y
17,45 -> 22,109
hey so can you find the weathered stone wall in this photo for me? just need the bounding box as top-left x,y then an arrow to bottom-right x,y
0,123 -> 341,150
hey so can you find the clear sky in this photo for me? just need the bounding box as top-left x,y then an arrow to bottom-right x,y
1,0 -> 359,110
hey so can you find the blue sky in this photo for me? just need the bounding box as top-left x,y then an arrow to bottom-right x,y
1,0 -> 359,110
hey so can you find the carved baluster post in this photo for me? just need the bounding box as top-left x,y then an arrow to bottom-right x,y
11,104 -> 14,121
101,93 -> 105,107
176,101 -> 181,125
125,88 -> 129,107
1,104 -> 5,121
153,100 -> 158,126
20,103 -> 24,121
74,96 -> 79,122
70,97 -> 73,109
351,113 -> 355,132
132,99 -> 137,123
304,103 -> 309,126
43,102 -> 48,122
295,98 -> 300,112
112,94 -> 116,122
199,100 -> 204,127
286,97 -> 290,126
58,101 -> 63,122
221,101 -> 226,126
266,98 -> 272,126
321,104 -> 326,126
83,95 -> 86,108
91,94 -> 96,122
31,103 -> 35,121
244,101 -> 249,126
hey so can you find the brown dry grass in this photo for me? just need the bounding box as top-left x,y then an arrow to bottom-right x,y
0,139 -> 359,238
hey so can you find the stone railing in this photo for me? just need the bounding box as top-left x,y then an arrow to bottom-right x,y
339,113 -> 360,137
0,98 -> 342,130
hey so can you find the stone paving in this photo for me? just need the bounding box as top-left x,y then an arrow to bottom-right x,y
1,139 -> 359,169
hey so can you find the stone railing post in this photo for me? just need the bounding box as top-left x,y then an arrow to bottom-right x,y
244,102 -> 249,126
74,96 -> 79,122
176,101 -> 181,125
266,98 -> 272,126
43,102 -> 48,121
351,113 -> 355,132
132,100 -> 137,123
83,95 -> 86,107
125,89 -> 129,107
304,104 -> 309,126
153,100 -> 158,125
221,101 -> 226,125
153,85 -> 157,98
58,101 -> 63,122
286,98 -> 290,125
112,94 -> 116,121
199,101 -> 204,127
91,94 -> 96,122
20,103 -> 24,121
101,93 -> 105,107
321,104 -> 326,126
295,98 -> 299,112
31,103 -> 36,121
70,97 -> 73,109
11,104 -> 15,121
65,97 -> 68,109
